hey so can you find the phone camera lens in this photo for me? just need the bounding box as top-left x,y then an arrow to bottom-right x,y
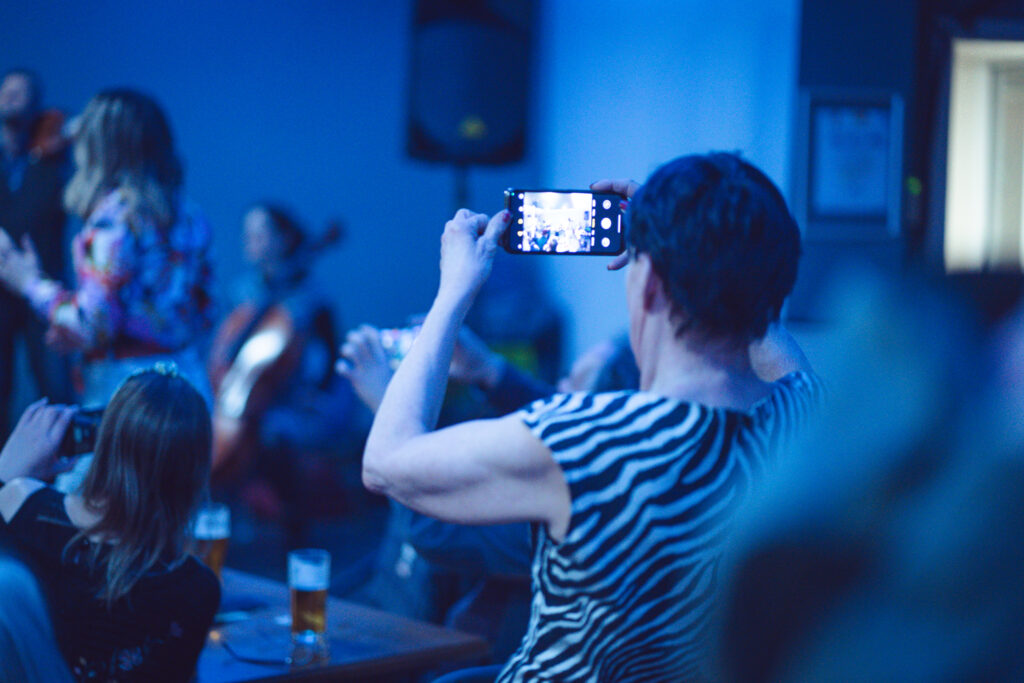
602,199 -> 612,210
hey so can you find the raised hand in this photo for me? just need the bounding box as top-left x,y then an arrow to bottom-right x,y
337,325 -> 394,413
0,228 -> 42,295
437,209 -> 511,311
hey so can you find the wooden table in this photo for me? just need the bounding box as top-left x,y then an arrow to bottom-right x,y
198,568 -> 490,682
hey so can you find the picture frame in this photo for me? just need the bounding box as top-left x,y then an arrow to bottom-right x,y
792,89 -> 904,240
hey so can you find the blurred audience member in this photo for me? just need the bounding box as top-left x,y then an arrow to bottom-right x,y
715,270 -> 1024,682
0,68 -> 73,434
208,203 -> 362,546
0,88 -> 214,408
466,253 -> 564,386
360,152 -> 821,681
0,544 -> 73,682
0,366 -> 219,682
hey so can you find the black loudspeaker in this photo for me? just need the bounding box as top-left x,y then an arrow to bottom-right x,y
407,0 -> 532,165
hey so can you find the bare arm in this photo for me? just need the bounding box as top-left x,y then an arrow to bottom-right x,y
362,210 -> 571,538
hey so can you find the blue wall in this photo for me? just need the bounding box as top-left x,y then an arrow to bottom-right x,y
536,0 -> 800,355
2,0 -> 799,365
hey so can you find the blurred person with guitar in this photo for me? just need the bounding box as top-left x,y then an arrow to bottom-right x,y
208,203 -> 363,547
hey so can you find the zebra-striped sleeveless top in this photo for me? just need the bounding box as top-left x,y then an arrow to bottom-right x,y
496,371 -> 821,682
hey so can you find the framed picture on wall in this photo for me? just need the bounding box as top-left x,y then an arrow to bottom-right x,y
793,89 -> 903,240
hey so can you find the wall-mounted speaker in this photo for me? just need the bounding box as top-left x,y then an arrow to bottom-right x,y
406,0 -> 532,165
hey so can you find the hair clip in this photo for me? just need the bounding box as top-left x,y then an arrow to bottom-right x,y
126,360 -> 179,380
151,361 -> 179,377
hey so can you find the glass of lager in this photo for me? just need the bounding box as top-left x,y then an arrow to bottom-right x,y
194,503 -> 230,578
288,548 -> 330,653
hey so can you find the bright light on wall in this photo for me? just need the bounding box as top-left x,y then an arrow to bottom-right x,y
946,39 -> 1024,271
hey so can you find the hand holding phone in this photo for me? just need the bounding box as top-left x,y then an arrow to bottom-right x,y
0,399 -> 76,482
503,189 -> 625,255
337,325 -> 398,413
590,179 -> 639,269
379,326 -> 422,370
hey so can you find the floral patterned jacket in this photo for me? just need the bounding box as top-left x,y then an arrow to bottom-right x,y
26,189 -> 215,356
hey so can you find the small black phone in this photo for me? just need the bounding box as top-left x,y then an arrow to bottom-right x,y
60,407 -> 104,457
503,188 -> 625,255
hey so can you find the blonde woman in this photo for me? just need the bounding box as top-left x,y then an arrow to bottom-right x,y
0,89 -> 214,406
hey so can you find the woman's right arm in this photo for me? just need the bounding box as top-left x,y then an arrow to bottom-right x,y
25,218 -> 134,352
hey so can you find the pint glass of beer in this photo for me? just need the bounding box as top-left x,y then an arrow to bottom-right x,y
194,503 -> 230,578
288,549 -> 330,648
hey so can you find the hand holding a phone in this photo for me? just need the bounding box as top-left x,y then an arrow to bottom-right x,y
589,179 -> 639,271
337,325 -> 394,413
0,399 -> 76,483
437,209 -> 511,313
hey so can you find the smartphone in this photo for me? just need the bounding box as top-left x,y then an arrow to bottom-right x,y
503,189 -> 625,255
60,407 -> 104,457
379,326 -> 422,370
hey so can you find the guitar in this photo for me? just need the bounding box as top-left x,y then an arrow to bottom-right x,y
207,221 -> 343,481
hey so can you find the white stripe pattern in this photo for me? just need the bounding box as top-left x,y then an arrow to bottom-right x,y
496,372 -> 821,682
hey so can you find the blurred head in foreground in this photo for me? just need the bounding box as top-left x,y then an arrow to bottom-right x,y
715,268 -> 1024,682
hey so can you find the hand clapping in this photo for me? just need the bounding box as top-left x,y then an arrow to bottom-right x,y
0,228 -> 43,295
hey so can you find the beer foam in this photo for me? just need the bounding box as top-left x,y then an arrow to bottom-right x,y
289,563 -> 329,590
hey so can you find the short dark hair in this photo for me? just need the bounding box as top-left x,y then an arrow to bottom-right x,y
2,67 -> 43,110
627,152 -> 801,342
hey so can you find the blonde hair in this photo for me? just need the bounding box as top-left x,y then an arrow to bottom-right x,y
64,89 -> 183,227
73,368 -> 211,606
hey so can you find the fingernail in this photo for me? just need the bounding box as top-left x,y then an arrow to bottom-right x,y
503,210 -> 511,222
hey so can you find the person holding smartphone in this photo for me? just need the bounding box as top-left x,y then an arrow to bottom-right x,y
0,367 -> 219,682
359,152 -> 821,682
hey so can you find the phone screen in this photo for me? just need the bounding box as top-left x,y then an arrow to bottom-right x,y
504,189 -> 624,255
379,326 -> 421,370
